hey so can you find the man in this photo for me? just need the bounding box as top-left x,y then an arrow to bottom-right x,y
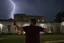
13,19 -> 48,43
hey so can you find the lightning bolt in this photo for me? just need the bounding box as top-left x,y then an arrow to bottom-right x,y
10,0 -> 15,19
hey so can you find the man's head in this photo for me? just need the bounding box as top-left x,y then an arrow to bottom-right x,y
29,19 -> 36,25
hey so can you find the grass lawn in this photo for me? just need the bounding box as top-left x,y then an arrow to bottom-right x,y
0,34 -> 64,43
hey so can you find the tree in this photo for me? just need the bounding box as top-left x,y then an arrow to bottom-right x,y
55,12 -> 64,23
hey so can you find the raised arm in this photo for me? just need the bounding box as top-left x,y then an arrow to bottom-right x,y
13,20 -> 23,31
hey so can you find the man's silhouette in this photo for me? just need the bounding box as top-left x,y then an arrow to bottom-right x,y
13,19 -> 47,43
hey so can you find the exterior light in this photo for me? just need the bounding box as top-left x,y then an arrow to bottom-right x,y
23,23 -> 30,27
61,22 -> 64,25
42,20 -> 44,22
38,20 -> 40,22
0,23 -> 3,30
39,24 -> 47,28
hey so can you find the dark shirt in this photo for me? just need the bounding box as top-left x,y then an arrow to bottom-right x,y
23,25 -> 43,43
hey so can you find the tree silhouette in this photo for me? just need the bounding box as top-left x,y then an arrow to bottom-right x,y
55,12 -> 64,23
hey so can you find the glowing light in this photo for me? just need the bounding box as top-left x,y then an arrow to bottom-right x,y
39,24 -> 48,28
23,23 -> 30,27
10,0 -> 15,19
42,20 -> 44,22
0,23 -> 3,30
23,31 -> 25,34
38,20 -> 40,22
61,22 -> 64,25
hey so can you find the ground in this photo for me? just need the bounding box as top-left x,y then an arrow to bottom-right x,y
0,34 -> 64,43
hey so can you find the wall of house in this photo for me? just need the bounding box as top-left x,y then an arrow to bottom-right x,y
0,21 -> 64,34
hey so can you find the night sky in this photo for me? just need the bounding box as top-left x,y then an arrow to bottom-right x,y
0,0 -> 64,21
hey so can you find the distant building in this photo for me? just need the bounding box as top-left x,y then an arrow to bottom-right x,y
14,14 -> 45,23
